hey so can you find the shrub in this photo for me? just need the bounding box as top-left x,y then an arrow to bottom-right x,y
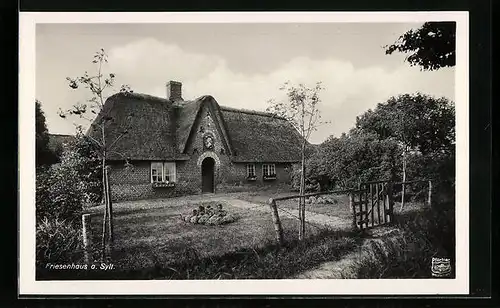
36,150 -> 88,222
67,132 -> 103,205
36,217 -> 83,267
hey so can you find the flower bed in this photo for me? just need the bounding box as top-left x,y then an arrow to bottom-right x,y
180,203 -> 240,226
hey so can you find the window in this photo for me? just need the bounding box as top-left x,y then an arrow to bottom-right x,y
246,164 -> 256,178
151,162 -> 177,183
164,162 -> 176,183
151,162 -> 163,183
263,164 -> 276,178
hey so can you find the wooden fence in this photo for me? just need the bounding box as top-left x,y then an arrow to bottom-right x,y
354,181 -> 394,230
268,179 -> 432,245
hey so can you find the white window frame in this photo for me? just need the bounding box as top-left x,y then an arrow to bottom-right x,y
262,164 -> 276,177
151,161 -> 177,183
151,162 -> 164,183
246,164 -> 256,178
164,162 -> 177,183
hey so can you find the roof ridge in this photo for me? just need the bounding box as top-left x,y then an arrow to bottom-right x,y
48,133 -> 75,136
220,105 -> 287,120
110,91 -> 172,104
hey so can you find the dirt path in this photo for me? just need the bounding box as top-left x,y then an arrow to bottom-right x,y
293,227 -> 402,279
217,197 -> 352,230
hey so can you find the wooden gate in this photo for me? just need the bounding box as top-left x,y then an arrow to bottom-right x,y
350,181 -> 395,230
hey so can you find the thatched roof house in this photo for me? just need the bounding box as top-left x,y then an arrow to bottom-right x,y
88,81 -> 304,201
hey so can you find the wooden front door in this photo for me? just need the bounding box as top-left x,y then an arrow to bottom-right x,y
201,157 -> 215,193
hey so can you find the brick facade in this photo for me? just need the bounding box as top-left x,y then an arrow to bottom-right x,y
109,103 -> 294,201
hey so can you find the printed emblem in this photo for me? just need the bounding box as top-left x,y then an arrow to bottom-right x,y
431,257 -> 451,278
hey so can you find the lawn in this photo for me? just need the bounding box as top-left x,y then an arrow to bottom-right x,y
36,194 -> 363,280
89,198 -> 323,269
234,191 -> 354,220
35,186 -> 446,280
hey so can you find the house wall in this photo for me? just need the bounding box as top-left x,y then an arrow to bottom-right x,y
109,103 -> 294,201
109,161 -> 293,201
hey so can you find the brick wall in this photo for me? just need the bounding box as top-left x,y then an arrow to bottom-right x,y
108,161 -> 199,201
109,103 -> 294,201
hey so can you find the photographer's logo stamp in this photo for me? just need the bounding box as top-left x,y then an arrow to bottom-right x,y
431,257 -> 452,278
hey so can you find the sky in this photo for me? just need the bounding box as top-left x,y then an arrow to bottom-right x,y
36,23 -> 455,144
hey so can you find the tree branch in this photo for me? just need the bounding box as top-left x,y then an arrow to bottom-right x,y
107,131 -> 128,152
84,131 -> 104,149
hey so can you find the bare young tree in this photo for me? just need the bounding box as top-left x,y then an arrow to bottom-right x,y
267,81 -> 326,240
59,48 -> 132,261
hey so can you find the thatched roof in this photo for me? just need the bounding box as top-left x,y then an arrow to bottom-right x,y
87,92 -> 303,162
221,107 -> 302,162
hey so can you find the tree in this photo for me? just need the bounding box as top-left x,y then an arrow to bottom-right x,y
355,93 -> 455,208
267,81 -> 327,240
385,22 -> 456,71
36,100 -> 57,167
60,49 -> 132,261
356,93 -> 455,156
307,132 -> 400,191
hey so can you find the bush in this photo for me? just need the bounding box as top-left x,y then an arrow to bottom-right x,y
67,133 -> 103,205
36,131 -> 105,220
36,150 -> 89,222
36,217 -> 83,267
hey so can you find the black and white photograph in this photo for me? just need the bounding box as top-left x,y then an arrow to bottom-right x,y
19,12 -> 469,295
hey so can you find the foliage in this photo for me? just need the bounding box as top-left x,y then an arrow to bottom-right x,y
36,100 -> 58,166
301,132 -> 401,191
355,93 -> 455,198
266,81 -> 326,142
266,81 -> 328,239
385,22 -> 456,71
69,127 -> 104,205
60,49 -> 132,163
355,93 -> 455,156
300,92 -> 455,201
61,48 -> 132,259
36,146 -> 95,222
36,217 -> 83,267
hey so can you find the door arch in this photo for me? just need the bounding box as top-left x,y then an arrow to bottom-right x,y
201,157 -> 215,193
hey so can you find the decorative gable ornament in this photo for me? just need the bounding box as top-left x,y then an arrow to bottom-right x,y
206,111 -> 211,127
203,132 -> 215,150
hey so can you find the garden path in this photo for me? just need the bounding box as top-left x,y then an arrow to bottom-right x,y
216,196 -> 353,231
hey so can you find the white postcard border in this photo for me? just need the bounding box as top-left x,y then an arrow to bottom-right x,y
19,11 -> 469,295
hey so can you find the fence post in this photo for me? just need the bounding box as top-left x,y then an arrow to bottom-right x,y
349,192 -> 356,229
268,198 -> 284,246
82,214 -> 92,265
387,182 -> 394,223
106,167 -> 114,260
428,180 -> 433,207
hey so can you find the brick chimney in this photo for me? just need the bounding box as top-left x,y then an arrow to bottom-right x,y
166,80 -> 183,102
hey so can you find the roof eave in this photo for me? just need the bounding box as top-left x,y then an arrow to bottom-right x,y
230,158 -> 300,163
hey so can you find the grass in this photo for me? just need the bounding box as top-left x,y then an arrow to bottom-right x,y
36,189 -> 454,280
235,191 -> 354,220
352,202 -> 456,279
36,196 -> 363,280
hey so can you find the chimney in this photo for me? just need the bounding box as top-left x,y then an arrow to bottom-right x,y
166,80 -> 183,102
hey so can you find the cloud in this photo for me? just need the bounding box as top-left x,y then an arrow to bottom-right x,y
107,38 -> 455,144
